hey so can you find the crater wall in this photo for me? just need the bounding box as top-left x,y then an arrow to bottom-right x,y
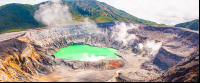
0,21 -> 199,82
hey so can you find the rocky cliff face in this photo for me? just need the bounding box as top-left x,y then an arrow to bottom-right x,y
0,38 -> 54,82
0,21 -> 199,82
150,49 -> 199,82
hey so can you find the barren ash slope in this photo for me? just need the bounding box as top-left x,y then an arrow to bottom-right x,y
0,0 -> 199,82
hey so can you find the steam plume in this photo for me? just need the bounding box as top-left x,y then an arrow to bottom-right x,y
145,40 -> 162,57
81,18 -> 102,35
80,53 -> 105,61
111,22 -> 139,46
34,0 -> 73,26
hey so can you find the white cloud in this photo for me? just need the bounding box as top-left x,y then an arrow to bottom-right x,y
97,0 -> 199,25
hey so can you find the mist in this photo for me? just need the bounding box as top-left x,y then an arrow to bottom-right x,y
80,18 -> 102,35
34,0 -> 73,26
80,53 -> 106,62
111,22 -> 139,46
34,0 -> 101,34
145,40 -> 162,57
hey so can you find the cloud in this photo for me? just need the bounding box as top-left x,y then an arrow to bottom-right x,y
97,0 -> 199,25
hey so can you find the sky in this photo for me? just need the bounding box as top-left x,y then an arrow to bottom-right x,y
0,0 -> 199,25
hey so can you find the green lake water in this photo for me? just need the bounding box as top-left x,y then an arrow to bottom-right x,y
53,45 -> 119,61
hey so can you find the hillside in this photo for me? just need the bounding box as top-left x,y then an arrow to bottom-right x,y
0,3 -> 45,33
0,0 -> 162,33
175,19 -> 199,31
64,0 -> 158,25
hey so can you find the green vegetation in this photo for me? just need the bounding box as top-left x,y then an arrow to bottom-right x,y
157,24 -> 167,27
0,3 -> 45,33
64,0 -> 159,25
175,19 -> 199,31
0,0 -> 165,33
1,28 -> 24,33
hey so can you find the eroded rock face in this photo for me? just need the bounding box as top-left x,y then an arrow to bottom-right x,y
0,21 -> 199,82
0,38 -> 54,82
150,49 -> 199,82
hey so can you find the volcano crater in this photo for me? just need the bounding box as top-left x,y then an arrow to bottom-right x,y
0,21 -> 199,82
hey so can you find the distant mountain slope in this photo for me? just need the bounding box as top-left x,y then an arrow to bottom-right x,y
0,0 -> 163,33
175,19 -> 199,31
64,0 -> 158,25
0,3 -> 45,33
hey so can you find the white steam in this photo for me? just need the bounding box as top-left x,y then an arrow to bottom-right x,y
111,22 -> 138,46
81,18 -> 98,31
80,18 -> 103,35
138,43 -> 144,51
34,0 -> 102,36
82,18 -> 97,29
34,0 -> 73,26
145,40 -> 162,57
80,53 -> 106,62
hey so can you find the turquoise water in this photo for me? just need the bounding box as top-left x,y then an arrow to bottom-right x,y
53,45 -> 119,61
